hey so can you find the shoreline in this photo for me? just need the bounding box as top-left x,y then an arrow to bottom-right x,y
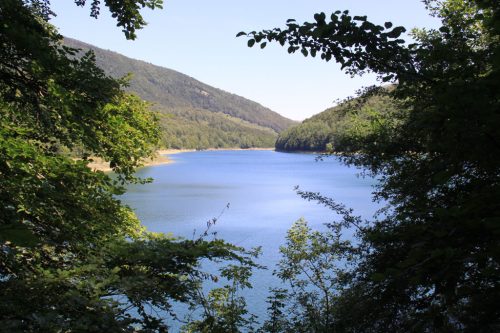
87,147 -> 276,172
205,147 -> 274,151
85,154 -> 173,173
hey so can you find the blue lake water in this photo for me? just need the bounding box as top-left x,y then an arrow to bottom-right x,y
121,150 -> 380,325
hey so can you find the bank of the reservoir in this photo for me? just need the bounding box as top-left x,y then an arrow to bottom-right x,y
87,148 -> 275,172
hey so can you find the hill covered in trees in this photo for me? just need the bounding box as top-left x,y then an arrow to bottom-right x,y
275,90 -> 399,152
64,38 -> 295,149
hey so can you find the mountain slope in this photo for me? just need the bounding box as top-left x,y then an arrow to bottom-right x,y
64,38 -> 295,147
275,92 -> 400,152
159,107 -> 277,149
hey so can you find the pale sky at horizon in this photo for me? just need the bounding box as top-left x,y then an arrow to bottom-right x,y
51,1 -> 440,121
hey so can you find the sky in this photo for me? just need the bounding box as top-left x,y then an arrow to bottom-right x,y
51,1 -> 440,121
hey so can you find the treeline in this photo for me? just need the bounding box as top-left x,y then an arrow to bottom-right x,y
157,107 -> 277,149
276,91 -> 400,152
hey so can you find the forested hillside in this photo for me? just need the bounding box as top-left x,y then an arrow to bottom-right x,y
64,38 -> 295,148
276,91 -> 399,152
158,108 -> 277,149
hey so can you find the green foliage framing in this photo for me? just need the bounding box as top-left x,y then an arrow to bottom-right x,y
0,1 -> 259,331
243,0 -> 500,331
31,0 -> 163,40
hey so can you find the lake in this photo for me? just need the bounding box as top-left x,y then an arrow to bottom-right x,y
121,150 -> 380,325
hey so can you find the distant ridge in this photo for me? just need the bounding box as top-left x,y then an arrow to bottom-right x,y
275,92 -> 397,152
63,37 -> 295,149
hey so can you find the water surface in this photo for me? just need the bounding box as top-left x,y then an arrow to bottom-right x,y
122,150 -> 380,322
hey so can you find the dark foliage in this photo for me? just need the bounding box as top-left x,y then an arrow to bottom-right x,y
0,1 -> 260,331
245,0 -> 500,331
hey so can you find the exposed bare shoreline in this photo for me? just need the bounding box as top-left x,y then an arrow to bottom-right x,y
87,147 -> 275,172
